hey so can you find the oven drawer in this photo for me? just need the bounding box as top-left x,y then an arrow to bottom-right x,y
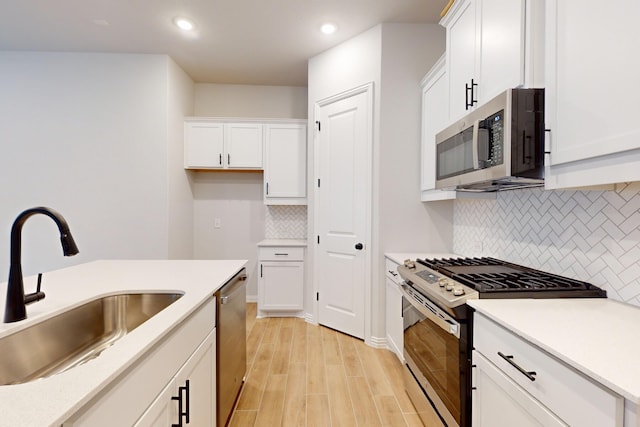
473,313 -> 623,426
385,258 -> 402,284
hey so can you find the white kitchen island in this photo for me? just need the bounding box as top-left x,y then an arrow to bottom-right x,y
468,298 -> 640,427
0,259 -> 246,427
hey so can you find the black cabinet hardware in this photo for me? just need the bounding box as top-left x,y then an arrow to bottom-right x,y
465,78 -> 478,110
498,352 -> 537,381
171,379 -> 190,426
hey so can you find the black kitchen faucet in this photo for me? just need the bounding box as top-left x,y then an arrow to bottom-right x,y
4,207 -> 79,323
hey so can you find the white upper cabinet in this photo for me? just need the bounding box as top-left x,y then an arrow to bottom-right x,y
445,0 -> 478,120
264,123 -> 307,205
442,0 -> 543,121
225,123 -> 263,169
544,0 -> 640,189
184,121 -> 225,169
184,119 -> 262,170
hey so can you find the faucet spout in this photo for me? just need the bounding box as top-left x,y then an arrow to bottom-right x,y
4,207 -> 79,323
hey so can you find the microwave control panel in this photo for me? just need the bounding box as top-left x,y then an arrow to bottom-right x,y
478,109 -> 504,168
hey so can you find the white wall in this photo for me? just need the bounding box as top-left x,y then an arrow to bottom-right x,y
307,25 -> 382,337
191,83 -> 308,299
195,83 -> 307,119
0,52 -> 194,286
307,24 -> 452,342
375,24 -> 451,336
167,58 -> 196,259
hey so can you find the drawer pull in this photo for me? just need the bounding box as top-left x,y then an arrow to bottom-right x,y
274,253 -> 289,256
498,352 -> 537,381
388,270 -> 398,276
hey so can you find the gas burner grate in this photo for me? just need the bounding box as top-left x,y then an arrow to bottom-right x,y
416,256 -> 606,297
417,257 -> 505,268
454,272 -> 599,292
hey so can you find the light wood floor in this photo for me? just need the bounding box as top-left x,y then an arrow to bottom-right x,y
228,303 -> 431,427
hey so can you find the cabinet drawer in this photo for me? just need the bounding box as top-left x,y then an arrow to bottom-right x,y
259,246 -> 304,261
385,258 -> 401,284
474,314 -> 623,426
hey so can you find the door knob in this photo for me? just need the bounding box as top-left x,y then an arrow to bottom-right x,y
355,243 -> 363,250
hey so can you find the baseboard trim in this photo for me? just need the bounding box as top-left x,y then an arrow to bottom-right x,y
368,335 -> 388,349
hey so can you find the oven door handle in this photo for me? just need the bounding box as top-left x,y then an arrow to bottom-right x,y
400,283 -> 460,338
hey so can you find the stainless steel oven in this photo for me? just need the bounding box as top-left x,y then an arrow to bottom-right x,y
397,257 -> 606,427
400,281 -> 471,427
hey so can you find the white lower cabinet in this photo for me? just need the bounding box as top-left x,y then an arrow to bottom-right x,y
384,257 -> 403,361
63,298 -> 216,427
472,313 -> 623,427
473,351 -> 566,427
135,330 -> 215,427
258,246 -> 305,317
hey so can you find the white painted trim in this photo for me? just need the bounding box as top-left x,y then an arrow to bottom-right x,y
368,335 -> 388,349
304,313 -> 316,324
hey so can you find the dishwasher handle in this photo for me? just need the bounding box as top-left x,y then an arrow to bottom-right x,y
219,270 -> 247,304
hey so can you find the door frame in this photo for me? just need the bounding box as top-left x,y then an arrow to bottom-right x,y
312,82 -> 374,343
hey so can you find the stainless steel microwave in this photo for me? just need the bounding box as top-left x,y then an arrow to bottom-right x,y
435,88 -> 545,192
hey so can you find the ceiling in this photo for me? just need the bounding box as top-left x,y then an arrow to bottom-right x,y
0,0 -> 448,86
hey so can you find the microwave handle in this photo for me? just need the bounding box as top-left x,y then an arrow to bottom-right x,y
471,119 -> 480,170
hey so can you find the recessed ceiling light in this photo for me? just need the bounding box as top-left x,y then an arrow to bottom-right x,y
174,17 -> 195,31
320,23 -> 338,35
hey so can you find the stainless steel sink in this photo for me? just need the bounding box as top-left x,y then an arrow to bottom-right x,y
0,292 -> 182,385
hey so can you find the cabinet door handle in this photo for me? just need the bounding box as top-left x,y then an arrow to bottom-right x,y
498,352 -> 537,381
465,82 -> 470,110
219,153 -> 222,166
465,79 -> 478,110
228,153 -> 230,165
266,182 -> 269,195
171,379 -> 190,426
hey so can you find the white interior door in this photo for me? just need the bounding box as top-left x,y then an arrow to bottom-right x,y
314,84 -> 372,340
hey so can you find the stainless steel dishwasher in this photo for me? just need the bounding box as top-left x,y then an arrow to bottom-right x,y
216,268 -> 247,427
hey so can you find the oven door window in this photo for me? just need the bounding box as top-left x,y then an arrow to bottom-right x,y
404,305 -> 461,425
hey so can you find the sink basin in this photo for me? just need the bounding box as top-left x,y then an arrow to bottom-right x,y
0,292 -> 182,385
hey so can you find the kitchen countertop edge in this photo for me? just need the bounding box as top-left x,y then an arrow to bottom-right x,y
468,298 -> 640,404
257,239 -> 307,247
0,259 -> 247,427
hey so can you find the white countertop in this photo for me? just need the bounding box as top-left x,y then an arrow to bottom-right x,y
468,298 -> 640,404
384,252 -> 459,265
257,239 -> 307,247
0,259 -> 246,427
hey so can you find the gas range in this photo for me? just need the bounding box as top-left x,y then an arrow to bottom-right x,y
398,256 -> 606,427
397,256 -> 606,311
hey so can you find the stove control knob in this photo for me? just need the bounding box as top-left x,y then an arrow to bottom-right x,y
453,287 -> 465,296
404,259 -> 416,269
445,282 -> 454,292
438,278 -> 448,288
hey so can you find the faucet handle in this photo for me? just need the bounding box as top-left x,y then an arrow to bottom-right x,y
24,273 -> 46,305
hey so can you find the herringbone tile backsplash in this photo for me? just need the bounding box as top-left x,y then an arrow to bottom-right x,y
453,183 -> 640,307
265,205 -> 307,239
